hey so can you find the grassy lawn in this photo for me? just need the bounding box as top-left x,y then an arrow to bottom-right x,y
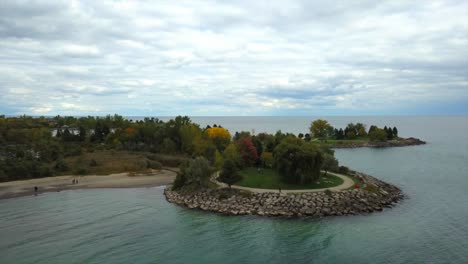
235,167 -> 344,190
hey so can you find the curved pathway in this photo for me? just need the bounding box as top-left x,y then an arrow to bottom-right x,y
211,171 -> 354,194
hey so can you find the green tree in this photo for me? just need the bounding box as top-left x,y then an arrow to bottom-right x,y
392,127 -> 399,138
218,159 -> 240,188
184,157 -> 212,187
322,153 -> 339,176
179,124 -> 202,154
369,128 -> 388,142
309,119 -> 333,140
273,139 -> 323,184
223,143 -> 242,167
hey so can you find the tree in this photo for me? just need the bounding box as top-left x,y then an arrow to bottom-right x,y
206,127 -> 231,151
183,157 -> 212,187
385,126 -> 394,140
309,119 -> 333,140
392,127 -> 399,138
236,137 -> 258,167
369,128 -> 388,142
368,125 -> 378,135
273,139 -> 323,185
355,123 -> 367,137
214,150 -> 224,170
345,123 -> 357,139
322,153 -> 339,176
261,151 -> 274,168
223,143 -> 242,167
179,124 -> 202,154
78,126 -> 86,142
218,159 -> 241,188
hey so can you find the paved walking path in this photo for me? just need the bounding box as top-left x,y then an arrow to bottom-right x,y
211,171 -> 355,193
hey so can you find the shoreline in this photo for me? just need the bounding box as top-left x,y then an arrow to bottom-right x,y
0,169 -> 177,200
165,171 -> 403,218
327,137 -> 426,149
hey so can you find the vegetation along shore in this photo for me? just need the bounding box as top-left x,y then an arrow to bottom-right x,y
1,115 -> 421,217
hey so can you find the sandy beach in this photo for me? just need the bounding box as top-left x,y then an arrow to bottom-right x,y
0,169 -> 177,200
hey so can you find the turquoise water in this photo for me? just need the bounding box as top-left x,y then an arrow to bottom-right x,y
1,117 -> 468,264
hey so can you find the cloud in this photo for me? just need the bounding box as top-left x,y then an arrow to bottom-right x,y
0,0 -> 467,116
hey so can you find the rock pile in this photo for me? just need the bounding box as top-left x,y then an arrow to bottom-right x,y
164,173 -> 403,218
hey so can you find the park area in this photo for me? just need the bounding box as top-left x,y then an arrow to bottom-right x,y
235,167 -> 344,190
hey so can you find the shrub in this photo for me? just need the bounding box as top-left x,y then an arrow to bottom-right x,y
38,165 -> 52,177
147,160 -> 162,170
146,153 -> 187,167
89,159 -> 98,167
338,166 -> 349,175
363,183 -> 379,193
324,189 -> 332,196
172,172 -> 186,190
55,158 -> 69,172
74,167 -> 89,175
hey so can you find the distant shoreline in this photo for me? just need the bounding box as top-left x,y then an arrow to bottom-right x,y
0,169 -> 177,200
325,137 -> 426,149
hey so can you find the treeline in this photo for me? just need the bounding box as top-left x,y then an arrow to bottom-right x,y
308,119 -> 399,142
0,115 -> 341,187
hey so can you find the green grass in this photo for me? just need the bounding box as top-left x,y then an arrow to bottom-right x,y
235,167 -> 344,190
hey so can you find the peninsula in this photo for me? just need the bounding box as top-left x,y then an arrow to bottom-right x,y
0,115 -> 419,217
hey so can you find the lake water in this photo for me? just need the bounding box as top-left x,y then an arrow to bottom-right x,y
1,116 -> 468,264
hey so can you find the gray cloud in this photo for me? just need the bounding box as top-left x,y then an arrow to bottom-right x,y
0,0 -> 467,116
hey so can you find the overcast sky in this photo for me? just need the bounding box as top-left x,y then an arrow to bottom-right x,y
1,0 -> 467,116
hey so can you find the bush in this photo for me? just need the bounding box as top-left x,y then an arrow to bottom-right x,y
172,172 -> 186,190
363,184 -> 379,193
63,144 -> 82,157
74,167 -> 89,175
146,153 -> 187,167
89,159 -> 98,167
55,158 -> 69,172
38,165 -> 53,177
338,166 -> 349,175
147,160 -> 162,170
324,189 -> 332,196
0,169 -> 8,182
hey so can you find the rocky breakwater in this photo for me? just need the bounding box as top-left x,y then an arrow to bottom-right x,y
164,173 -> 403,218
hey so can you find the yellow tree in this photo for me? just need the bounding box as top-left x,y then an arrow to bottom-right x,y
206,127 -> 231,151
309,119 -> 333,140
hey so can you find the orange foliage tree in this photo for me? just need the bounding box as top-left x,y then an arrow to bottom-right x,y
206,127 -> 231,151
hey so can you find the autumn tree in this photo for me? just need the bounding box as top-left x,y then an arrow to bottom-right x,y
236,137 -> 258,167
309,119 -> 333,140
206,127 -> 231,151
